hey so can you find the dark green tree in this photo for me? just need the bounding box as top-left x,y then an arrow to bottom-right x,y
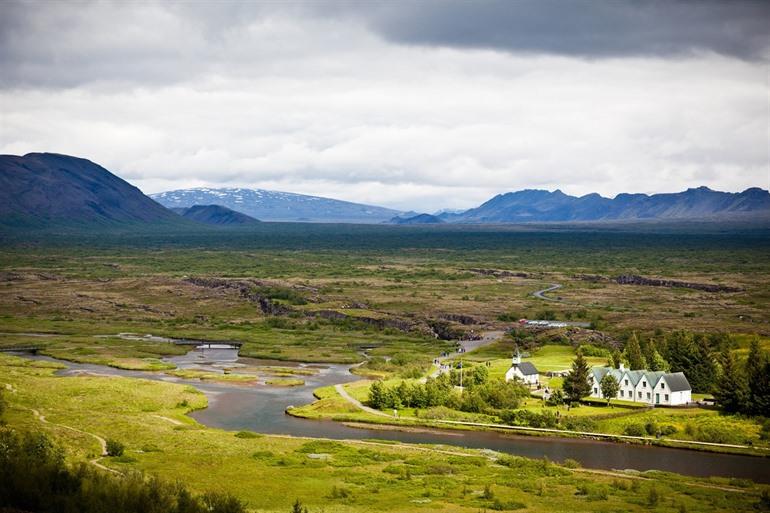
562,351 -> 592,404
624,333 -> 647,370
713,347 -> 748,413
600,374 -> 620,406
609,349 -> 623,369
746,338 -> 770,416
688,343 -> 718,393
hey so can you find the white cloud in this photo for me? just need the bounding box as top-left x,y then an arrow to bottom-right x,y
0,3 -> 767,212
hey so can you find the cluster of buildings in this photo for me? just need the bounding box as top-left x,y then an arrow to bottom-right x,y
504,349 -> 692,406
589,364 -> 691,406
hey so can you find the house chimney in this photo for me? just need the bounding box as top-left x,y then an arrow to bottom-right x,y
619,363 -> 626,371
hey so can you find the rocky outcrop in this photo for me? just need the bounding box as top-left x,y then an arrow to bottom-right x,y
465,268 -> 530,278
439,313 -> 478,325
184,277 -> 292,315
615,274 -> 741,293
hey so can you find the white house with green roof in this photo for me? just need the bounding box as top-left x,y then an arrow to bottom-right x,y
590,364 -> 691,406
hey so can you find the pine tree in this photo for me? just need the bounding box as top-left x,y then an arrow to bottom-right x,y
609,349 -> 622,369
746,338 -> 770,416
647,349 -> 670,372
713,347 -> 748,413
563,350 -> 592,404
746,338 -> 765,412
624,333 -> 647,370
688,343 -> 718,393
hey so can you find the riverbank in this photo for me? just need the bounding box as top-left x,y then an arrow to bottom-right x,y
288,381 -> 770,458
2,352 -> 767,513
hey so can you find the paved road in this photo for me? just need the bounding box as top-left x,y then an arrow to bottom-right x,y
532,283 -> 563,301
426,330 -> 505,380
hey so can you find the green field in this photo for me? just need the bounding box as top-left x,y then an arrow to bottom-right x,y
2,353 -> 767,513
2,226 -> 770,510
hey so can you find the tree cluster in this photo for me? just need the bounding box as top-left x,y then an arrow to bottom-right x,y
714,338 -> 770,416
614,331 -> 732,393
0,428 -> 246,513
368,367 -> 529,414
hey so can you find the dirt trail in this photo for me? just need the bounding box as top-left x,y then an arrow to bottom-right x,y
334,384 -> 393,417
151,414 -> 184,425
30,408 -> 121,475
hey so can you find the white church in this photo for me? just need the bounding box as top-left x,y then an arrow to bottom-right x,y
590,364 -> 692,406
505,347 -> 540,386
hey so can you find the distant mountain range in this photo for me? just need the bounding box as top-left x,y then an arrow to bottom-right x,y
0,152 -> 182,228
151,188 -> 405,223
1,152 -> 768,231
171,205 -> 260,225
438,187 -> 770,223
390,213 -> 445,225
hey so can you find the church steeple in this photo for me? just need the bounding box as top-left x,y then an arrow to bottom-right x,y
512,345 -> 521,366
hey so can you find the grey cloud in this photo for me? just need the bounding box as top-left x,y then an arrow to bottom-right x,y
1,0 -> 768,90
356,0 -> 770,60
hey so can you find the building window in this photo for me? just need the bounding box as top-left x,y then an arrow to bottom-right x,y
638,391 -> 642,398
646,392 -> 651,399
642,381 -> 647,388
625,379 -> 628,385
593,388 -> 597,394
661,382 -> 665,389
619,390 -> 623,397
665,394 -> 669,401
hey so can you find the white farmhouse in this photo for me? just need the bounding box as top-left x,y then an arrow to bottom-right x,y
505,347 -> 539,386
590,364 -> 692,406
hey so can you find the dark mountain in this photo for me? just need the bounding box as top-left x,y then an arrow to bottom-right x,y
448,187 -> 770,223
389,213 -> 445,225
0,152 -> 182,229
151,187 -> 405,223
174,205 -> 260,225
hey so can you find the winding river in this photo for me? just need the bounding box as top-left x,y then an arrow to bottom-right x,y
17,346 -> 770,484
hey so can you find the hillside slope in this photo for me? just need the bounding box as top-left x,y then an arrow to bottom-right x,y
0,153 -> 181,229
174,204 -> 260,225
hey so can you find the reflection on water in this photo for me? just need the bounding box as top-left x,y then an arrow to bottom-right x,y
16,348 -> 770,483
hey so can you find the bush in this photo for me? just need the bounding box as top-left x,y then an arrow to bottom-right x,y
644,420 -> 659,436
660,424 -> 678,436
623,423 -> 646,437
562,417 -> 597,432
647,486 -> 660,507
105,439 -> 125,457
499,409 -> 558,429
234,431 -> 261,439
562,458 -> 581,469
491,498 -> 527,510
328,485 -> 352,499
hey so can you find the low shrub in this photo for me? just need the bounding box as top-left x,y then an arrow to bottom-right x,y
234,431 -> 261,439
660,424 -> 678,436
105,439 -> 125,457
623,423 -> 646,437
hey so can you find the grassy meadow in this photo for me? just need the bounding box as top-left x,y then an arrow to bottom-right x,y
2,353 -> 768,513
1,225 -> 770,510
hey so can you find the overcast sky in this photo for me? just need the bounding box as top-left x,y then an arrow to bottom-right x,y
1,1 -> 768,211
